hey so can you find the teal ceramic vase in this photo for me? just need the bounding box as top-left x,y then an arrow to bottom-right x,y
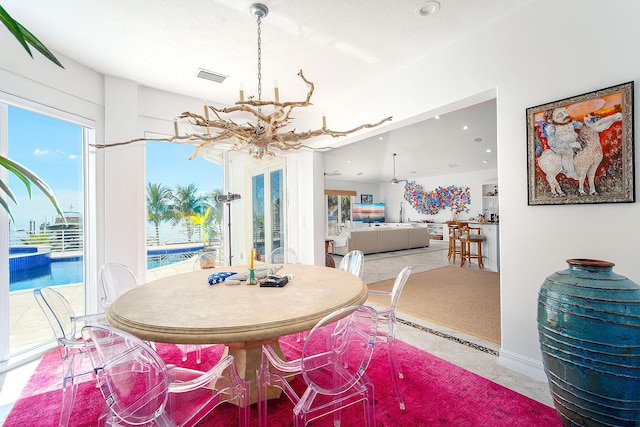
537,258 -> 640,426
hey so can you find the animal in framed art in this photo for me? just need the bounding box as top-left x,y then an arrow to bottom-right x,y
537,112 -> 622,197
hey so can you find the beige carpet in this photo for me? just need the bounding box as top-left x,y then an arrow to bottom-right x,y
366,266 -> 501,344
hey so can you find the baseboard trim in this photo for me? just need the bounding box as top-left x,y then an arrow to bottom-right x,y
498,348 -> 547,381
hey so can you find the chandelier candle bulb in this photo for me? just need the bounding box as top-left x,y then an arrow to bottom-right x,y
173,120 -> 178,137
274,81 -> 279,103
322,114 -> 327,129
203,106 -> 210,134
239,87 -> 245,102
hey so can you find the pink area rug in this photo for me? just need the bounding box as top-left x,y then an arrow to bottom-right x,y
4,335 -> 560,426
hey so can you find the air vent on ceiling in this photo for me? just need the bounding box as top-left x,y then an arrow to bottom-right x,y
196,69 -> 227,83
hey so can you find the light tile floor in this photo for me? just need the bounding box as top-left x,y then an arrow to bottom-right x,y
0,241 -> 553,424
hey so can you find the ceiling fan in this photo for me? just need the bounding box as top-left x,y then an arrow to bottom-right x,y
390,153 -> 407,184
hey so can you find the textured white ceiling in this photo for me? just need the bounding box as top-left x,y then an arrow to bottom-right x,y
2,0 -> 530,181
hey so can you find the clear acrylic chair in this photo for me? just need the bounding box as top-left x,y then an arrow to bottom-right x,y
269,247 -> 298,264
98,262 -> 202,364
82,324 -> 250,427
338,250 -> 364,278
98,262 -> 137,309
367,265 -> 413,410
296,249 -> 364,343
257,305 -> 378,427
192,251 -> 217,270
33,286 -> 105,427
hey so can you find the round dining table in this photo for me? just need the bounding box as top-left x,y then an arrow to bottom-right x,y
106,263 -> 368,402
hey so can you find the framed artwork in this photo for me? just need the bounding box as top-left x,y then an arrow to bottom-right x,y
361,194 -> 373,204
526,81 -> 634,205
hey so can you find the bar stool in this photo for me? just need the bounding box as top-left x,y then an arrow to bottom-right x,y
459,225 -> 485,269
446,221 -> 466,263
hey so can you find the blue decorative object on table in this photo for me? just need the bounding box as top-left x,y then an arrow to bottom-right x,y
537,258 -> 640,426
208,272 -> 236,285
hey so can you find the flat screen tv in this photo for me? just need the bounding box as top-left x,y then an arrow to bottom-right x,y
352,203 -> 385,223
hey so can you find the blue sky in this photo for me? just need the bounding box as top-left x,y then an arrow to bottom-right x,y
9,106 -> 82,193
146,141 -> 223,194
7,105 -> 223,231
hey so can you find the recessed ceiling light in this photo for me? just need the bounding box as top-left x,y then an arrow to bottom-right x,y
379,136 -> 384,140
416,1 -> 441,17
483,160 -> 488,164
463,125 -> 469,130
434,115 -> 440,120
347,160 -> 352,163
430,168 -> 435,172
486,149 -> 492,153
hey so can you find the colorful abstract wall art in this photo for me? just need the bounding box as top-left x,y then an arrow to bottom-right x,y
403,181 -> 471,215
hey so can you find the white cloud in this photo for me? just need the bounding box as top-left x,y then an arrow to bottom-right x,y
68,154 -> 78,160
34,148 -> 50,156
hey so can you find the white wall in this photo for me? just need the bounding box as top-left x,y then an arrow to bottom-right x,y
324,179 -> 382,203
327,0 -> 640,378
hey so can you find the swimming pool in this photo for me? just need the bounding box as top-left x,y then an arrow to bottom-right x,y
9,250 -> 201,292
10,260 -> 84,292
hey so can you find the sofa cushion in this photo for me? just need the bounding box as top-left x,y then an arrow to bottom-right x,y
408,227 -> 430,248
377,229 -> 409,252
334,226 -> 430,255
349,230 -> 380,255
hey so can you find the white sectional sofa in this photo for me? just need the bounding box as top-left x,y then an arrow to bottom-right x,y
333,225 -> 430,256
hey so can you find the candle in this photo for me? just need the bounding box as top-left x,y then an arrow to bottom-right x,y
239,83 -> 245,102
203,105 -> 211,134
274,81 -> 280,103
322,115 -> 327,129
249,248 -> 254,269
173,120 -> 179,137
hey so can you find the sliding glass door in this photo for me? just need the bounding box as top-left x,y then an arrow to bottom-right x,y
250,162 -> 284,262
1,103 -> 89,361
326,192 -> 354,235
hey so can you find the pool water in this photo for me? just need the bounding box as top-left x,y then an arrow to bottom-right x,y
9,256 -> 192,292
10,260 -> 84,292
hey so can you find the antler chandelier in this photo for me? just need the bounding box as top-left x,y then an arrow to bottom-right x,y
94,3 -> 392,160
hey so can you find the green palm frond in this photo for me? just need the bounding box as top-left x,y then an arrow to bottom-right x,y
1,5 -> 65,221
0,5 -> 64,68
0,154 -> 65,222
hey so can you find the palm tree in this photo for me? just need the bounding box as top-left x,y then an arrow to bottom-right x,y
170,184 -> 206,242
189,207 -> 211,244
0,5 -> 65,221
0,5 -> 63,67
146,182 -> 173,246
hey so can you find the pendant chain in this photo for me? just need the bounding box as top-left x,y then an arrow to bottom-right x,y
257,16 -> 262,102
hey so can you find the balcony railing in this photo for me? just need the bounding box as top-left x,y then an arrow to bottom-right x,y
9,229 -> 83,253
